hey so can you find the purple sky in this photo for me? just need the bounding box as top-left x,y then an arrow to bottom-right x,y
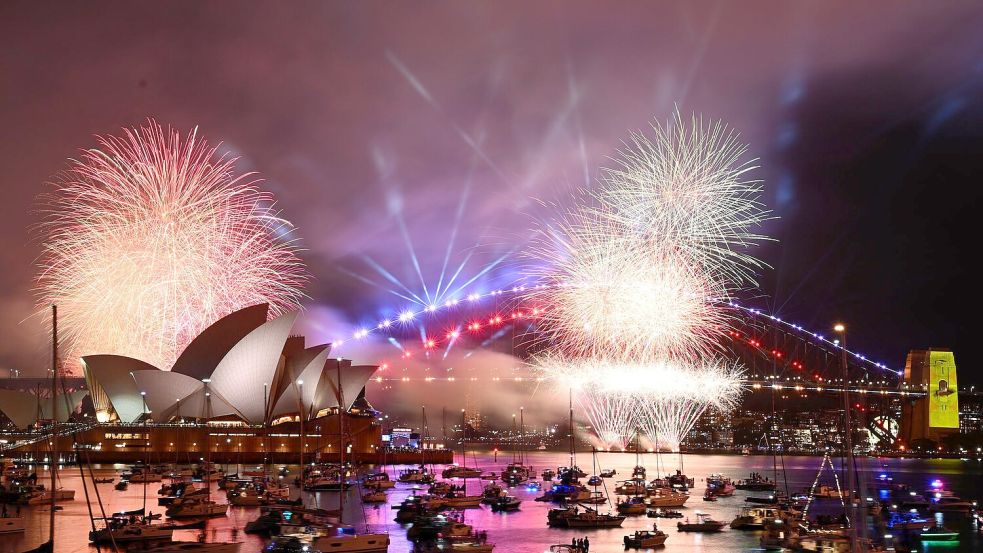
2,2 -> 982,396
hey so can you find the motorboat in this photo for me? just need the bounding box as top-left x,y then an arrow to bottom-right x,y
264,536 -> 322,553
705,474 -> 736,497
441,541 -> 494,552
128,470 -> 163,483
632,465 -> 646,478
647,508 -> 683,518
142,542 -> 241,553
556,466 -> 586,480
746,492 -> 785,505
228,489 -> 273,507
615,478 -> 647,496
535,483 -> 590,503
886,512 -> 936,531
916,526 -> 960,542
442,465 -> 482,479
165,497 -> 228,518
541,469 -> 555,481
440,490 -> 483,508
480,482 -> 505,504
730,506 -> 782,530
500,463 -> 532,485
735,472 -> 776,491
586,475 -> 602,487
311,528 -> 390,552
655,470 -> 694,491
617,496 -> 648,515
646,487 -> 689,508
93,477 -> 114,484
397,467 -> 434,484
363,472 -> 395,490
811,485 -> 844,499
547,507 -> 578,528
362,490 -> 387,503
488,495 -> 521,512
19,488 -> 76,504
429,481 -> 454,495
116,481 -> 129,491
677,513 -> 726,532
89,518 -> 204,544
624,526 -> 668,548
702,492 -> 718,502
929,496 -> 975,513
599,469 -> 616,478
547,546 -> 584,553
580,491 -> 607,505
0,515 -> 26,534
405,512 -> 471,541
563,508 -> 626,528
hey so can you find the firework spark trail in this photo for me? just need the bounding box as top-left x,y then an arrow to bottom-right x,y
600,111 -> 772,290
525,111 -> 769,449
35,121 -> 308,372
525,214 -> 730,361
577,388 -> 637,451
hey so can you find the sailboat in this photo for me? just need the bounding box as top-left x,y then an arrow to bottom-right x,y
440,410 -> 484,508
501,408 -> 532,485
398,406 -> 434,484
309,359 -> 389,552
165,379 -> 228,518
19,306 -> 60,553
617,433 -> 647,515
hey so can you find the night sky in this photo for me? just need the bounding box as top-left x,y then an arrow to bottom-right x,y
2,1 -> 982,396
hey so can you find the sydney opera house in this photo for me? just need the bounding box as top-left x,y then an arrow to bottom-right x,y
0,304 -> 413,463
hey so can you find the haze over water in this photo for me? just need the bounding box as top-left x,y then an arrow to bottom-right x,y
2,453 -> 981,553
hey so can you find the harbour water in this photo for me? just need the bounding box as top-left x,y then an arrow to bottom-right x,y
2,452 -> 981,552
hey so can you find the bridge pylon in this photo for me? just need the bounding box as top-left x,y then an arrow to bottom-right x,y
900,349 -> 959,446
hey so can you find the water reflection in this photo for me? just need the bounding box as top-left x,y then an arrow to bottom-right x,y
0,454 -> 980,553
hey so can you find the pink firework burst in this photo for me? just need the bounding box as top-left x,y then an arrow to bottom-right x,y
35,120 -> 308,372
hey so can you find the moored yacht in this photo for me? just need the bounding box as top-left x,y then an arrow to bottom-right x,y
624,525 -> 668,548
646,487 -> 689,508
730,506 -> 782,530
165,496 -> 228,518
677,512 -> 725,532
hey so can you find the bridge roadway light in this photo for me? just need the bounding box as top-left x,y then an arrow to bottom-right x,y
833,323 -> 845,333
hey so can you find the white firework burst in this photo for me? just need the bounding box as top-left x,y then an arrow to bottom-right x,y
599,110 -> 772,290
35,121 -> 308,372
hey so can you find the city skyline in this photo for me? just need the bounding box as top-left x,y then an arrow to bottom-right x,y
1,2 -> 982,388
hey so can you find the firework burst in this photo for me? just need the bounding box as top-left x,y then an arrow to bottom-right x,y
600,111 -> 772,289
35,121 -> 308,372
525,111 -> 769,449
525,214 -> 729,361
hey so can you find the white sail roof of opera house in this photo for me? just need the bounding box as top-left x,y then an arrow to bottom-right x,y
79,304 -> 379,426
207,311 -> 298,423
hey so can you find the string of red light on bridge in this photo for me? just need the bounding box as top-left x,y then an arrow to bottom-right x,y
327,283 -> 902,378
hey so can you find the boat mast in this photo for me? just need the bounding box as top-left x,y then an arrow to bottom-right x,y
203,378 -> 212,506
461,408 -> 468,495
420,405 -> 427,473
48,304 -> 58,548
836,325 -> 862,550
568,389 -> 574,469
298,379 -> 304,487
337,359 -> 345,523
519,407 -> 525,466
